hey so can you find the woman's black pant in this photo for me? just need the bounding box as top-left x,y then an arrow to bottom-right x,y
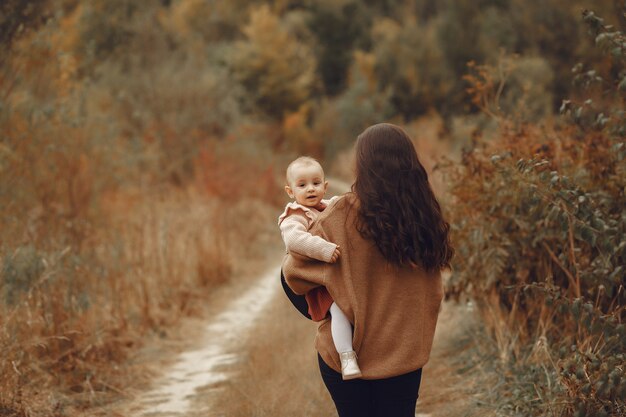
318,355 -> 422,417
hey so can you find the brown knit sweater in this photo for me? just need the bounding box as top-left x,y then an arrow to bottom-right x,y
283,193 -> 444,379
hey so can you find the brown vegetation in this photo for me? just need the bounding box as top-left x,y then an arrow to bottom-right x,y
2,0 -> 624,415
0,2 -> 283,415
442,10 -> 625,415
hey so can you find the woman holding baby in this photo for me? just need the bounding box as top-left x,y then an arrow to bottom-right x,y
282,123 -> 453,417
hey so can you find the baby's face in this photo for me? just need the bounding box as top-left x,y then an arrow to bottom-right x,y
285,163 -> 328,208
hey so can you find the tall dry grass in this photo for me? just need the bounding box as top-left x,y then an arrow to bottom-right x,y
440,13 -> 626,412
0,7 -> 283,415
209,287 -> 337,417
0,180 -> 280,415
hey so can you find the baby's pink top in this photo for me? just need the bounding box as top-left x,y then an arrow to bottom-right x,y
277,196 -> 340,262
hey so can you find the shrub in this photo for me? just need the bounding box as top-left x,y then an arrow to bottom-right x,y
333,51 -> 394,147
306,0 -> 371,95
0,3 -> 284,414
445,9 -> 625,416
370,16 -> 452,119
446,131 -> 625,415
230,5 -> 318,120
464,53 -> 555,123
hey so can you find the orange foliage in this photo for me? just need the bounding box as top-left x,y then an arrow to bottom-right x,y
352,51 -> 378,93
0,4 -> 286,414
282,105 -> 324,158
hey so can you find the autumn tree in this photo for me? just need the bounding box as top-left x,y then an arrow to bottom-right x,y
0,0 -> 51,53
371,17 -> 452,119
231,5 -> 317,120
307,0 -> 370,95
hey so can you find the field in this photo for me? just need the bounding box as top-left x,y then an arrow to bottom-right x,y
1,1 -> 624,416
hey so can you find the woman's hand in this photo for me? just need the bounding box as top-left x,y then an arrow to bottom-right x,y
329,246 -> 341,263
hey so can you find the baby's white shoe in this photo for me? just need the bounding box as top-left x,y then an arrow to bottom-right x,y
339,350 -> 362,380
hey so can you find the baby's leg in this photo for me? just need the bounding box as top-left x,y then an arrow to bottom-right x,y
329,302 -> 354,353
330,302 -> 362,380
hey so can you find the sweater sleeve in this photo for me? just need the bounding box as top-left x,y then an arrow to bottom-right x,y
282,216 -> 335,295
279,214 -> 337,262
282,252 -> 328,295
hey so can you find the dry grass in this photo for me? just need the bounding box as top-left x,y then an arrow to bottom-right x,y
416,301 -> 496,417
0,8 -> 283,413
209,288 -> 336,417
0,185 -> 279,416
94,244 -> 285,417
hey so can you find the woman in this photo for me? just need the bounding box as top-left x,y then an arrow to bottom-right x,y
283,123 -> 453,417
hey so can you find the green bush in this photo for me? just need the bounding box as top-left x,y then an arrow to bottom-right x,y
307,0 -> 371,95
370,16 -> 452,119
445,9 -> 625,416
2,246 -> 45,305
230,5 -> 318,120
446,124 -> 625,417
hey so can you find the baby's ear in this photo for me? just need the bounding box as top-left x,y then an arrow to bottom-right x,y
285,185 -> 294,198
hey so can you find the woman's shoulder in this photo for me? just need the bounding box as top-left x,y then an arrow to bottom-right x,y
331,192 -> 359,209
317,193 -> 358,223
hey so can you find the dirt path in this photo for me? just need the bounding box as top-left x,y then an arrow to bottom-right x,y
117,267 -> 280,416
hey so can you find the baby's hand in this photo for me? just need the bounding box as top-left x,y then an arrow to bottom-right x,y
329,246 -> 341,263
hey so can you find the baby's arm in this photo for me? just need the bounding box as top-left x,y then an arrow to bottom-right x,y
280,214 -> 339,263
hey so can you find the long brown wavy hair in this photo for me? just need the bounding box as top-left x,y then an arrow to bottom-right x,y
352,123 -> 453,271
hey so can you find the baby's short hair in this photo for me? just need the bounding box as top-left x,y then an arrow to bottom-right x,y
286,156 -> 323,184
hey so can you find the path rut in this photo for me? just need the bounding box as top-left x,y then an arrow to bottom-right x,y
127,267 -> 280,416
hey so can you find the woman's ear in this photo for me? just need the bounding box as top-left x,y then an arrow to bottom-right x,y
285,185 -> 294,198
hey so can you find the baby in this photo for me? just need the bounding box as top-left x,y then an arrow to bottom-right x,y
278,156 -> 361,380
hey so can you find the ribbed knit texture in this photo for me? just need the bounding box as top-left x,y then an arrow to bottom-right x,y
283,193 -> 444,380
278,198 -> 339,263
